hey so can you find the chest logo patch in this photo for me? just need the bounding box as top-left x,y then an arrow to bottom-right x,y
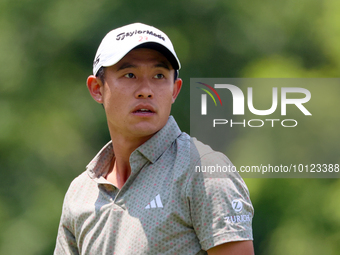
145,194 -> 163,209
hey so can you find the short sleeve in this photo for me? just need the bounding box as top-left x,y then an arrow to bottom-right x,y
186,150 -> 254,251
54,189 -> 79,255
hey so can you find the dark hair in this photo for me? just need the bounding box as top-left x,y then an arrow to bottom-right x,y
95,66 -> 179,83
174,70 -> 178,81
96,66 -> 106,84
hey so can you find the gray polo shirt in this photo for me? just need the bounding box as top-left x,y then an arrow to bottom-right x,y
54,116 -> 253,255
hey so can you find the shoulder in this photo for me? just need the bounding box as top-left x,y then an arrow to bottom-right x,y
182,137 -> 254,250
186,137 -> 235,177
64,171 -> 96,204
68,171 -> 92,190
186,137 -> 251,204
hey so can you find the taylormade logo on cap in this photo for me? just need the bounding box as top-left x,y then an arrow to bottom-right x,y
116,30 -> 165,41
92,23 -> 181,75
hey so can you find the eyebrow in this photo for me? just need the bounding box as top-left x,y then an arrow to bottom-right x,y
116,63 -> 137,71
116,61 -> 171,71
155,61 -> 171,70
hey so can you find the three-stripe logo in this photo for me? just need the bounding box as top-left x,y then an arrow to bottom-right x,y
145,194 -> 163,209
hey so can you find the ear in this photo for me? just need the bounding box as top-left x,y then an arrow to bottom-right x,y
172,78 -> 182,103
87,75 -> 104,104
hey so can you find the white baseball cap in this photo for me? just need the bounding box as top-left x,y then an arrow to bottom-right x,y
92,23 -> 181,75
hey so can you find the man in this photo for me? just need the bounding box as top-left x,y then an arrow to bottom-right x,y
54,23 -> 254,254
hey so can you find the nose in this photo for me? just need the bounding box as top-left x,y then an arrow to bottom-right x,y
135,78 -> 154,99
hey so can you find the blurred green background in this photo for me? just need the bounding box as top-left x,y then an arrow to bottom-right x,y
1,0 -> 340,254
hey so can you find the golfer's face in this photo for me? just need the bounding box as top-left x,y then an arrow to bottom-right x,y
100,48 -> 181,140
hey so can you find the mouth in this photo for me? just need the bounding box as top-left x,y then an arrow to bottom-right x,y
132,105 -> 156,116
133,108 -> 154,113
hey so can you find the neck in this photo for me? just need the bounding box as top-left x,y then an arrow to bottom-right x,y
106,132 -> 153,189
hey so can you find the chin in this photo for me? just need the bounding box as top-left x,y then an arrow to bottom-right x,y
132,124 -> 163,138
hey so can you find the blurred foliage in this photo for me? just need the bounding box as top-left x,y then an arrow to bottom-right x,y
0,0 -> 339,254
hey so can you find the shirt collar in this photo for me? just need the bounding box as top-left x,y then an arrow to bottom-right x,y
86,141 -> 114,180
86,116 -> 182,179
135,116 -> 182,164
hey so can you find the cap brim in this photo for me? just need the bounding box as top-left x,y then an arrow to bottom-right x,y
133,42 -> 180,70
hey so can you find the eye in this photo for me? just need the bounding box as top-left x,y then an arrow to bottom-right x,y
124,73 -> 135,78
154,73 -> 165,79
